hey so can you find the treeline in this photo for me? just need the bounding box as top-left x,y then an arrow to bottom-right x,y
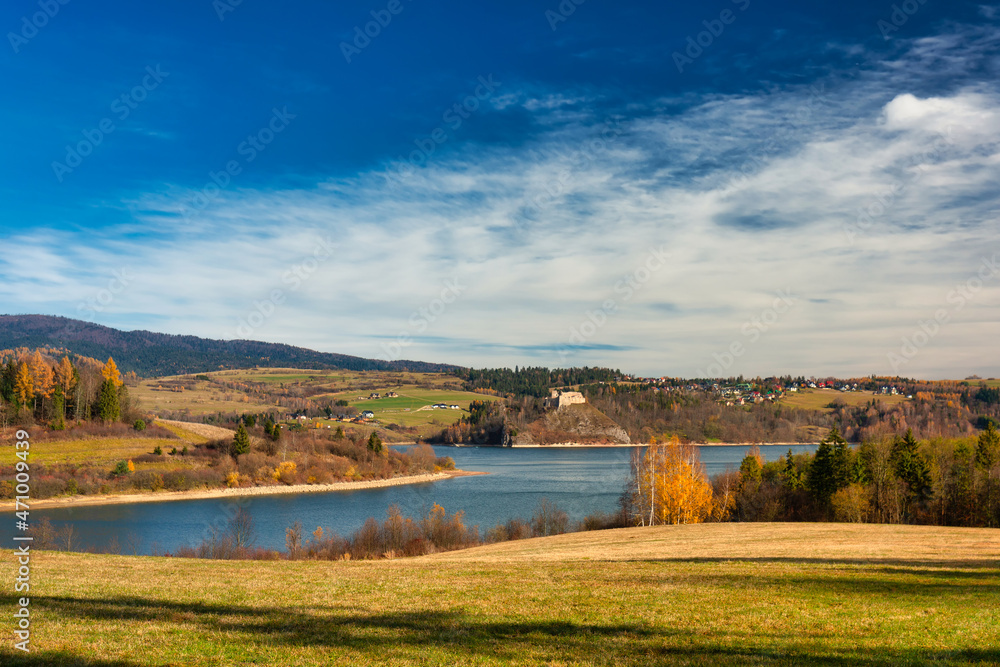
429,400 -> 509,445
0,349 -> 139,428
456,366 -> 620,398
625,427 -> 1000,528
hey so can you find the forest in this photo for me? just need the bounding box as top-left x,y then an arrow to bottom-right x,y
0,315 -> 457,376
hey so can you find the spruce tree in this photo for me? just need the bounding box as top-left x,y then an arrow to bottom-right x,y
98,379 -> 120,423
976,421 -> 1000,471
231,423 -> 251,458
367,431 -> 383,456
891,429 -> 931,504
808,427 -> 851,506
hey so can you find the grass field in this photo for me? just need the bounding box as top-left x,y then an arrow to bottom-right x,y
132,377 -> 278,416
3,523 -> 998,665
779,388 -> 910,413
0,437 -> 174,468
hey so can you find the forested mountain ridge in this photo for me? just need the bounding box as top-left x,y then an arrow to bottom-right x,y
0,315 -> 457,377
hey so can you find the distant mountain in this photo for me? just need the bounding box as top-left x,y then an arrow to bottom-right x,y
0,315 -> 459,377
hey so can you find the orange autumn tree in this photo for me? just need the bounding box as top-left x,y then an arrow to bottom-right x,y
628,436 -> 715,525
28,350 -> 54,401
102,357 -> 123,388
55,356 -> 76,395
13,361 -> 33,413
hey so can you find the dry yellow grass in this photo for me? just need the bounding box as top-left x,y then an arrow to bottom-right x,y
430,522 -> 1000,565
155,419 -> 233,442
3,523 -> 998,666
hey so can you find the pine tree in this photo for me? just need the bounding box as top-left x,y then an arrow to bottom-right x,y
231,423 -> 251,458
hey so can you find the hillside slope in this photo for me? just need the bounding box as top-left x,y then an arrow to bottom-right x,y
428,521 -> 1000,564
0,314 -> 458,376
511,402 -> 632,445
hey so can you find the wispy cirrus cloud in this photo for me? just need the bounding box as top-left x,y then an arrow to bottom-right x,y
3,17 -> 1000,378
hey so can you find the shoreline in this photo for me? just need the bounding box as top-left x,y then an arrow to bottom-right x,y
4,469 -> 486,511
468,442 -> 819,448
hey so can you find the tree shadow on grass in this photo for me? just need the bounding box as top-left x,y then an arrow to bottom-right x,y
633,556 -> 1000,579
12,594 -> 1000,666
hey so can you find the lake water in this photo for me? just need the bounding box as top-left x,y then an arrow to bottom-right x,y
5,444 -> 815,555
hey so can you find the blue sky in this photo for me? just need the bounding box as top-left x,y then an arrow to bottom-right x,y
2,0 -> 999,378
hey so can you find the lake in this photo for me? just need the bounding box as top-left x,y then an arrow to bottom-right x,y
5,444 -> 815,555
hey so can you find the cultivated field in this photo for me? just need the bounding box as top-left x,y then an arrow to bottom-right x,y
133,368 -> 481,437
3,523 -> 998,665
779,388 -> 910,412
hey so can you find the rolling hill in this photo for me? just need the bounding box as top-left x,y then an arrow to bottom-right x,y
0,314 -> 458,377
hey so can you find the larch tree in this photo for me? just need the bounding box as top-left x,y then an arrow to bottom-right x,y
102,357 -> 123,389
55,356 -> 76,394
14,362 -> 34,415
28,351 -> 54,415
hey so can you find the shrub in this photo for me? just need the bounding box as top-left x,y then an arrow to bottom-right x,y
134,419 -> 146,431
832,484 -> 869,523
272,461 -> 298,484
162,471 -> 194,491
110,460 -> 131,478
153,446 -> 163,456
132,471 -> 165,492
